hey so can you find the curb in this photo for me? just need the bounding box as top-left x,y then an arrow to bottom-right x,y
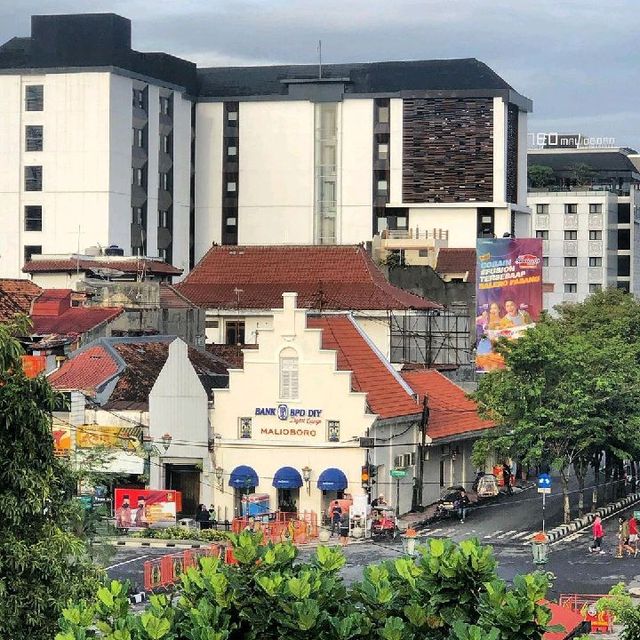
546,492 -> 640,544
108,538 -> 208,549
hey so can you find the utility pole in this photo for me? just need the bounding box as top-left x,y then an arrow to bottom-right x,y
416,394 -> 429,509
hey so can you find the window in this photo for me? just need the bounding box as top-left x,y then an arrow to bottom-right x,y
327,421 -> 340,443
225,321 -> 245,345
618,203 -> 631,224
618,229 -> 631,250
279,349 -> 299,400
239,417 -> 252,439
132,168 -> 143,186
205,319 -> 219,329
377,143 -> 389,160
418,249 -> 429,258
536,230 -> 549,240
589,257 -> 602,267
132,206 -> 144,225
227,110 -> 238,122
25,85 -> 44,111
158,210 -> 168,228
159,172 -> 171,191
589,230 -> 603,240
542,257 -> 549,267
377,105 -> 389,123
25,166 -> 42,191
536,204 -> 549,214
24,245 -> 42,263
159,96 -> 171,116
225,217 -> 237,228
565,204 -> 578,214
227,145 -> 237,157
564,283 -> 577,293
618,255 -> 631,277
227,181 -> 237,193
564,257 -> 577,267
132,88 -> 145,110
589,203 -> 602,214
377,179 -> 388,194
618,281 -> 631,293
564,230 -> 577,240
133,128 -> 144,148
24,205 -> 42,231
25,125 -> 43,152
161,134 -> 171,154
589,284 -> 602,293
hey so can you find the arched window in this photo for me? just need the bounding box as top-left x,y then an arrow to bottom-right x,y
279,348 -> 299,400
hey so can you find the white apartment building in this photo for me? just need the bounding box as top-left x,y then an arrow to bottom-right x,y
528,148 -> 640,309
0,14 -> 196,279
0,13 -> 532,281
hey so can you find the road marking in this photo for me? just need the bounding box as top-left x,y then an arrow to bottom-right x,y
511,531 -> 531,539
106,554 -> 151,571
496,530 -> 517,539
485,530 -> 502,538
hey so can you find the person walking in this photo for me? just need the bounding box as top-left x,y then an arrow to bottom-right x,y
339,511 -> 350,545
195,503 -> 211,529
616,516 -> 635,558
629,514 -> 639,557
589,516 -> 605,554
330,500 -> 342,537
503,462 -> 513,496
456,488 -> 470,523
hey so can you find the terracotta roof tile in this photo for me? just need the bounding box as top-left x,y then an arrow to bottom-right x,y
31,307 -> 123,336
0,278 -> 42,322
401,369 -> 494,440
435,248 -> 477,282
48,345 -> 119,392
307,314 -> 420,419
159,283 -> 198,309
23,257 -> 182,276
205,343 -> 258,369
177,245 -> 440,311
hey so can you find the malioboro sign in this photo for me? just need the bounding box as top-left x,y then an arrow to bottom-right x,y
255,404 -> 323,437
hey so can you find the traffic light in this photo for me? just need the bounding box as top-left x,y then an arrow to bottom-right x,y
361,465 -> 370,485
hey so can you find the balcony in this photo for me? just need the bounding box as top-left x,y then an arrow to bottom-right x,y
373,228 -> 449,266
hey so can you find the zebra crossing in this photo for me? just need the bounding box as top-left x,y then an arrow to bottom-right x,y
414,525 -> 538,545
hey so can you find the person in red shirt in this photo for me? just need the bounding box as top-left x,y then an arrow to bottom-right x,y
589,516 -> 605,554
629,515 -> 638,556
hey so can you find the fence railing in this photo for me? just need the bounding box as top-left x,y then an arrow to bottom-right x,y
143,546 -> 224,591
232,511 -> 318,544
559,593 -> 614,633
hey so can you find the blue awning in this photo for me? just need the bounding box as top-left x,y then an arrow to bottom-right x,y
229,465 -> 259,489
272,466 -> 303,489
317,468 -> 348,491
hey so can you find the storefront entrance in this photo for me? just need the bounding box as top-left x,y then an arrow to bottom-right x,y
277,488 -> 300,513
165,464 -> 200,517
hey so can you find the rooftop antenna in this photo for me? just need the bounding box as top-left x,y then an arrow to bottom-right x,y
318,39 -> 322,79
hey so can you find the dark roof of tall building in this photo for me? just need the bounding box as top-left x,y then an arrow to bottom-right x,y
307,314 -> 420,420
435,248 -> 477,282
197,58 -> 525,99
0,278 -> 42,322
528,151 -> 640,174
177,245 -> 440,311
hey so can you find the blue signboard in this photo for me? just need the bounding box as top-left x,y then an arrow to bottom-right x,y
537,473 -> 552,494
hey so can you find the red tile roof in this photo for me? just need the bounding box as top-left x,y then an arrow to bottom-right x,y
0,278 -> 42,322
401,370 -> 494,440
48,345 -> 119,392
23,257 -> 182,276
307,314 -> 420,419
31,289 -> 73,316
205,343 -> 258,369
31,307 -> 123,336
435,248 -> 477,282
178,245 -> 440,311
159,283 -> 198,309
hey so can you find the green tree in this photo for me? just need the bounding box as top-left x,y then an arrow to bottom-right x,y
473,297 -> 640,523
569,162 -> 594,187
527,165 -> 555,188
0,316 -> 103,640
57,534 -> 555,640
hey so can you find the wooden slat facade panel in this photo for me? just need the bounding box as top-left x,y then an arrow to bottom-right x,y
402,98 -> 493,203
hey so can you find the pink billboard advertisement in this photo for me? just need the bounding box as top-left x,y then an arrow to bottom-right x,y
475,238 -> 543,372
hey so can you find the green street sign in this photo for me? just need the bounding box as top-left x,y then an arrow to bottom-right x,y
390,468 -> 407,478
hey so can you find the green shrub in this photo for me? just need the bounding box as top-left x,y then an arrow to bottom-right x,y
57,533 -> 554,640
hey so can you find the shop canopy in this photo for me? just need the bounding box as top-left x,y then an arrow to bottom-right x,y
272,466 -> 303,489
229,465 -> 259,489
317,468 -> 348,491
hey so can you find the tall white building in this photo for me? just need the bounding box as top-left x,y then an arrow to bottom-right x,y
0,13 -> 532,280
0,14 -> 196,279
528,148 -> 640,309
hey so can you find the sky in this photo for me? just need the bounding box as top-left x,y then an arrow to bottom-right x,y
1,0 -> 639,150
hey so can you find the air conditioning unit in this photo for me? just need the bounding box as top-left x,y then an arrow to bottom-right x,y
104,245 -> 125,256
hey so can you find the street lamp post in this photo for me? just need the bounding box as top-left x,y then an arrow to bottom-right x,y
160,433 -> 172,452
301,466 -> 312,495
214,466 -> 224,490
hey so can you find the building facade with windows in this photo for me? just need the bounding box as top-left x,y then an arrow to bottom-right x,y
528,148 -> 640,308
0,14 -> 197,279
0,13 -> 532,280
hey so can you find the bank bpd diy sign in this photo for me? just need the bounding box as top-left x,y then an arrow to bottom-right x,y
255,404 -> 322,437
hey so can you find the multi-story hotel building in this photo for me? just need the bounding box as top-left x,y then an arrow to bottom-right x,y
0,12 -> 532,280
